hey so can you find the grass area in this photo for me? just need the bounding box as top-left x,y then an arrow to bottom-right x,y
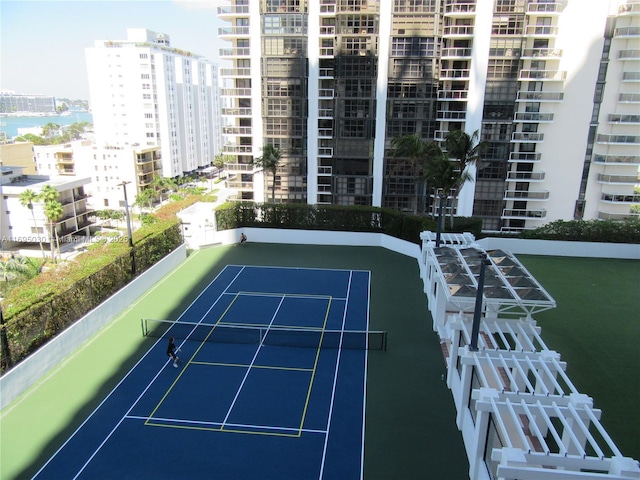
518,255 -> 640,461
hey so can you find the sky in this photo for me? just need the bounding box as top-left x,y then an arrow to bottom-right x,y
0,0 -> 228,101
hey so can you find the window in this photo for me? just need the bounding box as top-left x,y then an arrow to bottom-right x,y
391,37 -> 436,57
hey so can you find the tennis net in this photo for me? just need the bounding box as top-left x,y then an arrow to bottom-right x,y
141,318 -> 387,351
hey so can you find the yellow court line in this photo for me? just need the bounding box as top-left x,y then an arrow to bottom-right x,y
296,296 -> 333,436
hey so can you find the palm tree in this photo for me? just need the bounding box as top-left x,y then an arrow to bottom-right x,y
388,134 -> 439,215
442,129 -> 486,227
39,185 -> 63,261
19,189 -> 45,258
254,144 -> 282,203
43,201 -> 63,261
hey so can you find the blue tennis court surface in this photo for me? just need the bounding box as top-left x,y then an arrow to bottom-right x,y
33,265 -> 376,479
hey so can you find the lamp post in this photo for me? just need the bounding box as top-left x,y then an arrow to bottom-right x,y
469,252 -> 491,351
117,181 -> 135,275
435,189 -> 445,247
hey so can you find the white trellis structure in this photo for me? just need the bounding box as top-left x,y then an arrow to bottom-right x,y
418,232 -> 640,480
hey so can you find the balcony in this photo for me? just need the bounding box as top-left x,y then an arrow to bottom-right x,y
593,154 -> 640,165
440,69 -> 470,80
524,25 -> 559,37
502,208 -> 547,218
219,67 -> 251,77
503,190 -> 549,200
318,128 -> 333,138
438,90 -> 469,100
614,26 -> 640,37
526,2 -> 563,14
596,173 -> 640,184
596,134 -> 640,145
441,47 -> 473,59
514,112 -> 554,122
223,144 -> 253,154
224,162 -> 255,172
219,47 -> 251,59
319,47 -> 335,57
516,91 -> 564,102
223,126 -> 253,135
319,26 -> 335,36
489,48 -> 521,58
618,2 -> 640,15
518,69 -> 567,82
443,2 -> 476,16
218,26 -> 250,38
619,49 -> 640,60
619,93 -> 640,102
227,180 -> 254,190
622,71 -> 640,81
512,132 -> 544,142
442,25 -> 474,37
509,152 -> 542,162
318,89 -> 335,98
319,68 -> 334,77
436,110 -> 466,120
318,147 -> 333,157
608,114 -> 640,124
221,107 -> 252,116
601,193 -> 640,203
521,48 -> 563,59
318,108 -> 334,117
318,166 -> 333,175
220,88 -> 252,97
598,211 -> 639,220
217,5 -> 249,18
506,171 -> 546,181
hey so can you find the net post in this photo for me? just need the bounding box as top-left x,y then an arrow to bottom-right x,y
141,318 -> 147,337
383,331 -> 388,352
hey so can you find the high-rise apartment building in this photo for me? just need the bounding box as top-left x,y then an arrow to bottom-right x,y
85,28 -> 223,180
218,0 -> 639,232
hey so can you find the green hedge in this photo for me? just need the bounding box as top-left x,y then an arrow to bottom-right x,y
518,219 -> 640,243
0,222 -> 182,372
215,202 -> 483,244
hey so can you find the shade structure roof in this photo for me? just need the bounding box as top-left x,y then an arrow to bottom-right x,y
426,239 -> 556,316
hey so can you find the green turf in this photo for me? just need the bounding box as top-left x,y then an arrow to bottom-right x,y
517,255 -> 640,461
0,244 -> 469,480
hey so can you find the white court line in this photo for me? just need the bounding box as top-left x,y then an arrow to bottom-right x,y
30,264 -> 242,479
360,271 -> 372,480
319,270 -> 354,480
126,415 -> 328,435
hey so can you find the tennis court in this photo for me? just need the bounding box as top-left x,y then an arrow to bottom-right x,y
31,264 -> 382,479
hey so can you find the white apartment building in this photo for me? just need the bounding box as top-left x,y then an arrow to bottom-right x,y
34,140 -> 161,210
218,0 -> 640,232
0,166 -> 92,249
85,28 -> 223,179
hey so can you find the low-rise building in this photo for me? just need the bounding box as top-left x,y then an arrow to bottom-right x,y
0,165 -> 93,250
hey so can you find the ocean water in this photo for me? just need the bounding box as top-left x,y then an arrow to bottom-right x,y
0,111 -> 93,138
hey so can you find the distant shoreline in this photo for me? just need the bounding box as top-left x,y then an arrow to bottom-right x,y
0,110 -> 90,118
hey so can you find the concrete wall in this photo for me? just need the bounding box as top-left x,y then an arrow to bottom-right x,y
477,237 -> 640,259
0,244 -> 187,410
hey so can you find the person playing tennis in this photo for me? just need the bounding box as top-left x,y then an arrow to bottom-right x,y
167,337 -> 180,368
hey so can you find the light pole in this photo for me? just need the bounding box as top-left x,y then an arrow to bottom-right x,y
117,181 -> 135,275
469,252 -> 491,351
435,189 -> 445,247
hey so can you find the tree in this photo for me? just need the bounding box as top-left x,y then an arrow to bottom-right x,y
422,144 -> 473,226
150,176 -> 177,203
39,185 -> 63,261
135,188 -> 157,212
254,144 -> 282,203
442,129 -> 486,227
19,189 -> 46,258
388,134 -> 439,215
